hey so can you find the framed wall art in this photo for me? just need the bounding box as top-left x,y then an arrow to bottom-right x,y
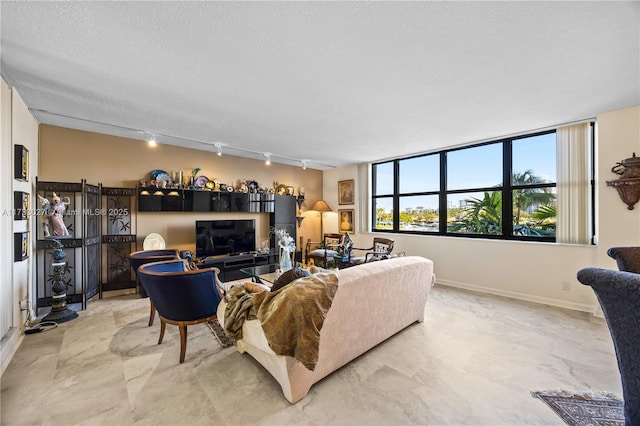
14,232 -> 29,262
13,191 -> 29,220
339,209 -> 354,233
14,145 -> 29,182
338,179 -> 354,205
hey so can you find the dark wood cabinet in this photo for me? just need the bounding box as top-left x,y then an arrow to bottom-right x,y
136,189 -> 298,279
138,187 -> 295,216
185,191 -> 211,211
138,188 -> 162,211
270,195 -> 297,249
196,250 -> 278,281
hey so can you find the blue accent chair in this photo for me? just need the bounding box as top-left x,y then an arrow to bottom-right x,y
128,249 -> 180,326
608,246 -> 640,274
577,267 -> 640,426
137,259 -> 224,364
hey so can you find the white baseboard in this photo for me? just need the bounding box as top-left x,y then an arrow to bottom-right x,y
1,327 -> 23,376
436,279 -> 600,315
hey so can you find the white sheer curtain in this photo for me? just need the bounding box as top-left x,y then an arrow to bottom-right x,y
556,123 -> 592,244
356,163 -> 370,233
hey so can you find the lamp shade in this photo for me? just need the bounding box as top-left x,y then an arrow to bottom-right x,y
310,200 -> 332,212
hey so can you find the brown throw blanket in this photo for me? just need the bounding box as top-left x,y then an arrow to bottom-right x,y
223,272 -> 339,370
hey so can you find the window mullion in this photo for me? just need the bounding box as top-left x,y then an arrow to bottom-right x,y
393,161 -> 400,232
503,141 -> 513,238
439,152 -> 447,234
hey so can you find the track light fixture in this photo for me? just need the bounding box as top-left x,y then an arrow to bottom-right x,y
29,108 -> 338,169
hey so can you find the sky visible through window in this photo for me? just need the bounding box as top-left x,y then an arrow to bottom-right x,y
375,132 -> 556,212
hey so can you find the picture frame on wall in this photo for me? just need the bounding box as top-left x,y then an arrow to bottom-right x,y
339,209 -> 355,233
13,191 -> 29,220
338,179 -> 354,205
14,232 -> 29,262
14,145 -> 29,182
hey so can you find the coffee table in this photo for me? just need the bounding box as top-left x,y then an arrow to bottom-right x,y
239,264 -> 280,286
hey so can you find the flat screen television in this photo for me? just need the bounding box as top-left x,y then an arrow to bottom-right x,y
195,219 -> 256,258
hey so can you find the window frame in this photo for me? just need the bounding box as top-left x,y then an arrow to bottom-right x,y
371,126 -> 595,243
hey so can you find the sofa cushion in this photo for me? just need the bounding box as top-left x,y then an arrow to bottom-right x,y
309,249 -> 339,258
271,267 -> 311,292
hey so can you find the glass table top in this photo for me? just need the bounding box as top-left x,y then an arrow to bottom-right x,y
239,264 -> 280,285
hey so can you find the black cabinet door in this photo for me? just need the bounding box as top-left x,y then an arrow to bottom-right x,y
211,192 -> 231,212
230,193 -> 250,212
160,192 -> 183,211
271,195 -> 297,248
138,191 -> 161,211
187,191 -> 211,211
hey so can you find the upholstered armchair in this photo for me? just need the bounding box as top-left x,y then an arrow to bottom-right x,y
128,249 -> 180,326
607,247 -> 640,273
577,267 -> 640,425
351,237 -> 394,265
305,233 -> 352,268
137,259 -> 224,364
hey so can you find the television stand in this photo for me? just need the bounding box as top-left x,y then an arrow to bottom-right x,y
196,250 -> 278,282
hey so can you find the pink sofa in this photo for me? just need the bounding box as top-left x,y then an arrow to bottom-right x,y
217,255 -> 436,403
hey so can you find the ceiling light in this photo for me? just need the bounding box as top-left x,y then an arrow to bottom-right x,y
301,160 -> 308,170
147,134 -> 157,147
215,144 -> 223,156
264,153 -> 271,165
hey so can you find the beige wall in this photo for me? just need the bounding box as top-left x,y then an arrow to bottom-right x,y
325,105 -> 640,313
1,85 -> 39,374
39,125 -> 324,252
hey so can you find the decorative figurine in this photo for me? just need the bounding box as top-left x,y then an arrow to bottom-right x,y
238,179 -> 249,193
38,193 -> 71,237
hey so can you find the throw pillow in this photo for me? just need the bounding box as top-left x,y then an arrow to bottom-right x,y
243,282 -> 267,293
271,267 -> 311,292
309,265 -> 336,274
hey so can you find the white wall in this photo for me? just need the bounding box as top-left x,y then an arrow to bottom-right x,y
1,84 -> 39,374
317,164 -> 359,238
324,105 -> 640,314
1,79 -> 14,359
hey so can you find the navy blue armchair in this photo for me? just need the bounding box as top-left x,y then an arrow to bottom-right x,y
577,267 -> 640,426
128,249 -> 180,326
137,259 -> 224,364
608,247 -> 640,274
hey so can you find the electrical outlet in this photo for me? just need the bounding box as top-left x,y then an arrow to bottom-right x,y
561,281 -> 571,291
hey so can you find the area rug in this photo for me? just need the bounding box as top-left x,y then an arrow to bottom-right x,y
531,390 -> 624,426
206,318 -> 235,348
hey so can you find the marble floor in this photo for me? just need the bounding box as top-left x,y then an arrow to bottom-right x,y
1,285 -> 621,426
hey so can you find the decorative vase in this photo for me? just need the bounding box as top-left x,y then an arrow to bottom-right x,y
279,246 -> 293,272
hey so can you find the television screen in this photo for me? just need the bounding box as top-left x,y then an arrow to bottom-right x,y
195,219 -> 256,258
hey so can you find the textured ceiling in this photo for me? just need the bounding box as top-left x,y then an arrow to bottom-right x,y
1,1 -> 638,170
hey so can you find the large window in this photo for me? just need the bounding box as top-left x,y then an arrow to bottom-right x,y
372,126 -> 594,243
